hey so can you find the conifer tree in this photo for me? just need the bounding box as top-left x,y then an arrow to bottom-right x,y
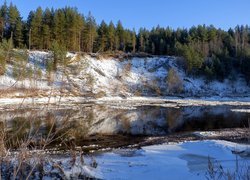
7,3 -> 23,47
0,1 -> 8,41
107,21 -> 116,51
51,40 -> 67,70
97,20 -> 108,52
42,8 -> 52,49
30,7 -> 43,49
13,17 -> 23,47
64,7 -> 84,51
0,2 -> 249,82
138,28 -> 145,52
116,20 -> 125,51
53,9 -> 66,47
83,12 -> 97,53
132,30 -> 136,53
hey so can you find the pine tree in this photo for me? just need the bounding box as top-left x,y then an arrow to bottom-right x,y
53,9 -> 66,46
64,7 -> 83,51
132,29 -> 136,53
107,21 -> 116,51
0,1 -> 8,41
7,3 -> 23,47
159,39 -> 165,54
116,20 -> 125,51
30,7 -> 43,49
83,12 -> 97,53
138,28 -> 145,52
75,13 -> 84,52
0,2 -> 249,82
97,20 -> 108,52
42,8 -> 52,49
26,11 -> 34,49
151,42 -> 155,54
13,17 -> 23,47
51,40 -> 67,70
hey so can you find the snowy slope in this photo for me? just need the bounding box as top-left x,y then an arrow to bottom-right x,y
0,51 -> 249,98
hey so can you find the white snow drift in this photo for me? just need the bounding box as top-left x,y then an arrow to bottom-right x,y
0,51 -> 249,98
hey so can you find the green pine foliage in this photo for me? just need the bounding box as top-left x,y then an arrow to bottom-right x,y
97,20 -> 108,52
30,7 -> 43,49
0,2 -> 249,83
51,41 -> 67,70
0,45 -> 6,75
12,50 -> 29,80
0,39 -> 12,75
83,12 -> 97,53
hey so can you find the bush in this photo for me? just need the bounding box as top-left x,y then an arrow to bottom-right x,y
12,50 -> 29,80
0,39 -> 13,75
46,57 -> 54,83
94,91 -> 106,98
166,68 -> 183,94
206,156 -> 250,180
0,52 -> 6,75
51,41 -> 68,70
134,89 -> 142,96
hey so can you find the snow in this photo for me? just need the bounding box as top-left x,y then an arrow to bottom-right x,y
8,140 -> 245,179
1,51 -> 250,179
231,109 -> 250,113
1,50 -> 249,99
0,96 -> 88,106
90,140 -> 250,180
96,96 -> 250,107
0,95 -> 250,108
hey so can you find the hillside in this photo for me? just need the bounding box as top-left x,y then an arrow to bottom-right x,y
0,51 -> 249,99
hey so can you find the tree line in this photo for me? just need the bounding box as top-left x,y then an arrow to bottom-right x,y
0,2 -> 250,83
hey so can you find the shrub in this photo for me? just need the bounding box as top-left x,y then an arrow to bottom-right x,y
0,52 -> 6,75
134,89 -> 142,96
12,50 -> 29,80
0,39 -> 13,75
166,68 -> 183,94
46,57 -> 54,83
51,41 -> 68,70
94,91 -> 106,98
206,156 -> 250,180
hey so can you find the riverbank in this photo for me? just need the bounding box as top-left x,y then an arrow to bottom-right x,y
47,128 -> 250,153
1,139 -> 249,180
0,96 -> 250,108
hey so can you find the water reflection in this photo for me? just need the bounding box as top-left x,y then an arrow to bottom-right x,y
0,105 -> 249,149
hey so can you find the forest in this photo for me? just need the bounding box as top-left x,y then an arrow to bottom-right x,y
0,2 -> 250,83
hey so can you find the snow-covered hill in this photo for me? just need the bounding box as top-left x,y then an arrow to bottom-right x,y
0,51 -> 249,98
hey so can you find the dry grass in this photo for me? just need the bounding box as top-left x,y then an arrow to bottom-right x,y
0,104 -> 99,179
134,89 -> 142,96
166,68 -> 183,94
119,114 -> 131,134
0,58 -> 99,179
206,156 -> 250,180
0,88 -> 45,98
94,90 -> 106,98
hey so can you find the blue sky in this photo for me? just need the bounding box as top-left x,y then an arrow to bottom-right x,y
3,0 -> 250,30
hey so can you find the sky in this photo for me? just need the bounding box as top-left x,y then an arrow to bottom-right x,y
3,0 -> 250,31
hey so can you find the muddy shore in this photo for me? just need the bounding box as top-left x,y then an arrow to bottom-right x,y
40,128 -> 250,154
